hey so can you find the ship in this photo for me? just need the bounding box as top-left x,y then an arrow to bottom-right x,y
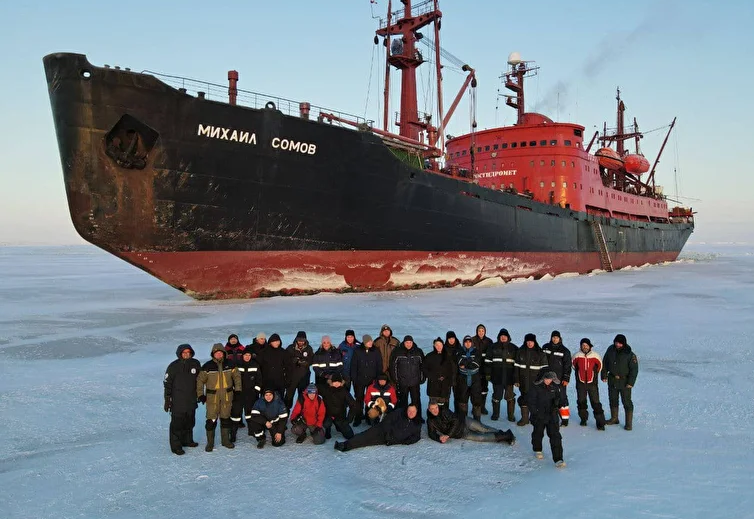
43,0 -> 694,300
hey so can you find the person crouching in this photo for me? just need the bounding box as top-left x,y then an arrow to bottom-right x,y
249,389 -> 289,448
290,383 -> 326,445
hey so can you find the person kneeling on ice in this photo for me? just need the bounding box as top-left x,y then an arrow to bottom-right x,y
290,383 -> 326,445
249,389 -> 289,448
426,398 -> 515,445
333,404 -> 422,452
528,371 -> 566,468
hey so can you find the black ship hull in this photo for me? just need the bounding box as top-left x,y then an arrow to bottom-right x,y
43,53 -> 693,299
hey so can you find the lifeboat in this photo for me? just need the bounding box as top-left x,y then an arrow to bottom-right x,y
624,153 -> 650,174
595,147 -> 624,170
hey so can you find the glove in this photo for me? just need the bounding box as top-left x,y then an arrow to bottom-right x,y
163,396 -> 171,413
198,395 -> 207,404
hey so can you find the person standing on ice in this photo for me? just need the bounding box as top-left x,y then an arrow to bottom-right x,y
390,335 -> 426,421
224,334 -> 246,367
374,324 -> 399,382
542,331 -> 572,426
290,383 -> 326,445
528,371 -> 566,468
444,331 -> 461,405
333,404 -> 422,452
423,337 -> 456,409
338,329 -> 361,390
225,334 -> 248,434
164,344 -> 202,455
312,335 -> 345,392
601,334 -> 639,431
257,333 -> 291,400
514,333 -> 550,426
196,343 -> 242,452
455,335 -> 484,419
571,338 -> 606,429
285,331 -> 313,409
350,334 -> 383,427
249,388 -> 289,448
232,349 -> 263,441
426,399 -> 515,445
472,324 -> 493,415
486,329 -> 518,422
248,332 -> 267,358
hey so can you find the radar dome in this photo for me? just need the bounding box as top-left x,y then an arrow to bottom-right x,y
507,52 -> 522,65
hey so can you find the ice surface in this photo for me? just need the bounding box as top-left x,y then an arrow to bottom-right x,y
1,244 -> 753,519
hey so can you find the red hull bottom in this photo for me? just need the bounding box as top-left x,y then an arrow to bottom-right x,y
119,250 -> 682,299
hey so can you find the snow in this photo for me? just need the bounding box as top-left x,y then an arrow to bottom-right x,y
1,243 -> 753,519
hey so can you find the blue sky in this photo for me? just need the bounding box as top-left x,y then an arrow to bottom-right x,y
1,0 -> 751,244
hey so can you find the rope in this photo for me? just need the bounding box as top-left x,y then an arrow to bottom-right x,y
363,41 -> 377,120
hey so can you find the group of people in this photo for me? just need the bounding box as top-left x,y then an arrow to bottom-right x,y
163,324 -> 639,468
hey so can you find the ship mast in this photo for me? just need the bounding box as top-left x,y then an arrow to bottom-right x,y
502,54 -> 539,124
376,0 -> 442,142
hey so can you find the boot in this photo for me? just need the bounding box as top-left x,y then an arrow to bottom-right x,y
606,406 -> 620,425
472,405 -> 482,420
334,441 -> 348,452
256,437 -> 266,449
494,429 -> 516,445
456,403 -> 468,417
220,428 -> 235,449
171,447 -> 185,455
580,418 -> 588,426
624,411 -> 633,431
561,419 -> 569,427
186,432 -> 199,448
353,416 -> 362,428
205,429 -> 215,452
325,426 -> 332,439
295,433 -> 307,444
481,404 -> 489,415
230,425 -> 238,444
237,421 -> 245,429
516,407 -> 530,426
507,400 -> 516,422
491,401 -> 501,421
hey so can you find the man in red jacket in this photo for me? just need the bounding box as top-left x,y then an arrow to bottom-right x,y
290,383 -> 326,444
572,338 -> 606,430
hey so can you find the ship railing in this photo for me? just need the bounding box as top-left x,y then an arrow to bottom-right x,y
379,0 -> 436,28
141,70 -> 369,128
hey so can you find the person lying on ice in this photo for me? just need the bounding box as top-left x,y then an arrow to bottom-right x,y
333,404 -> 422,452
426,399 -> 515,445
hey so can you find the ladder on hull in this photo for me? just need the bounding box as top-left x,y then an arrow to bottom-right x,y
591,221 -> 614,272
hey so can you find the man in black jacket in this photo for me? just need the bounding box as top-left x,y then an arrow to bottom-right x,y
455,335 -> 485,419
320,373 -> 358,440
486,329 -> 518,422
333,405 -> 422,451
256,333 -> 292,398
601,333 -> 639,430
528,371 -> 565,467
389,335 -> 425,421
542,330 -> 572,426
285,331 -> 313,409
426,400 -> 515,445
164,344 -> 202,455
350,334 -> 383,427
514,333 -> 549,426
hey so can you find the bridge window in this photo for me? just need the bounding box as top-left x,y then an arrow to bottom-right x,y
502,143 -> 508,149
574,129 -> 583,137
529,141 -> 537,146
540,181 -> 545,188
564,139 -> 572,146
477,147 -> 482,152
456,152 -> 460,157
551,181 -> 556,187
563,182 -> 568,188
511,142 -> 517,148
521,141 -> 527,147
573,182 -> 577,189
550,140 -> 557,146
485,145 -> 490,151
530,160 -> 534,167
540,160 -> 545,166
540,140 -> 547,146
493,144 -> 499,150
571,161 -> 575,167
561,160 -> 566,167
550,160 -> 555,166
612,194 -> 615,199
462,150 -> 466,155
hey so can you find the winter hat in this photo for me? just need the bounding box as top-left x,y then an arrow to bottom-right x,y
524,333 -> 536,344
345,329 -> 355,338
433,337 -> 444,345
580,338 -> 593,348
295,331 -> 307,341
463,335 -> 473,343
428,397 -> 441,406
362,334 -> 373,344
242,349 -> 253,358
446,331 -> 457,340
321,335 -> 332,345
403,335 -> 414,343
380,324 -> 392,332
543,371 -> 557,380
498,328 -> 510,341
330,373 -> 344,383
255,332 -> 266,341
306,383 -> 318,395
551,330 -> 561,339
268,333 -> 282,344
263,388 -> 275,396
377,372 -> 389,382
227,334 -> 240,343
614,334 -> 627,345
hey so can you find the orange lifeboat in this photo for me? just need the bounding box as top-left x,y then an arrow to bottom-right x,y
595,147 -> 624,170
624,153 -> 650,174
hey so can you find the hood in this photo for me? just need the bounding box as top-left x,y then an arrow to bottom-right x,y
210,342 -> 226,359
497,328 -> 510,342
380,324 -> 393,337
175,344 -> 195,358
445,330 -> 457,340
268,333 -> 282,345
614,333 -> 628,347
476,324 -> 486,334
